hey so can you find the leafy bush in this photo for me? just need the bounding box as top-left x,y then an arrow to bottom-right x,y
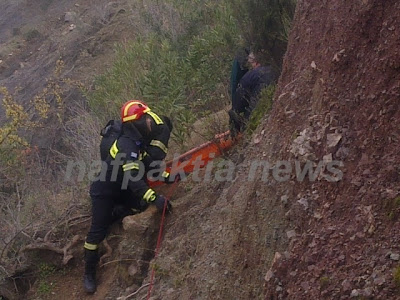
386,196 -> 400,221
246,84 -> 276,133
87,1 -> 241,145
37,263 -> 56,294
87,0 -> 295,147
394,265 -> 400,288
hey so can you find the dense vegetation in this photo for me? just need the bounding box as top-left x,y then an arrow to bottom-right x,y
88,0 -> 296,143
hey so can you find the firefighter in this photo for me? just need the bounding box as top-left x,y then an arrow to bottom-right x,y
83,100 -> 174,294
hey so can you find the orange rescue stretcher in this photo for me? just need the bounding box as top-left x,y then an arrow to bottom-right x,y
148,131 -> 240,188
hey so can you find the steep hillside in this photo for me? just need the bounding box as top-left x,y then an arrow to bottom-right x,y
1,0 -> 135,90
264,0 -> 400,298
1,0 -> 399,299
0,0 -> 140,152
134,0 -> 400,299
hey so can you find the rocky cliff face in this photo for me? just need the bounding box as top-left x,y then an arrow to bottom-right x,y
140,0 -> 400,299
264,0 -> 400,298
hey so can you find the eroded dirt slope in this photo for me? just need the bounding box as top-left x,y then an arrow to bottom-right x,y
134,0 -> 400,299
261,0 -> 400,299
0,0 -> 142,152
2,0 -> 399,299
0,0 -> 135,104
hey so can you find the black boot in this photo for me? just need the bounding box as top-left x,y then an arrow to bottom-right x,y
84,249 -> 99,294
228,109 -> 242,138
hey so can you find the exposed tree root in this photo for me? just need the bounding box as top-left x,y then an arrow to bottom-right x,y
99,238 -> 113,266
22,235 -> 82,265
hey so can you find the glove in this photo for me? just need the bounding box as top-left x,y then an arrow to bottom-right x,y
161,171 -> 181,184
153,195 -> 172,213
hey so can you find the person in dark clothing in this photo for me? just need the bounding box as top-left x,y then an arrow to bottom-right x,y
230,48 -> 250,105
83,100 -> 173,294
229,52 -> 276,135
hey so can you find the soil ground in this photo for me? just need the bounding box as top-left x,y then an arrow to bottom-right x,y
262,0 -> 400,298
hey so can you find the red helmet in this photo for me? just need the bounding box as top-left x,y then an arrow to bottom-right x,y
121,100 -> 150,122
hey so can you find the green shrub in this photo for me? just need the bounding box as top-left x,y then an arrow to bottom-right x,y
386,196 -> 400,221
38,281 -> 52,294
87,1 -> 241,145
38,263 -> 56,279
246,84 -> 276,133
86,0 -> 296,145
394,265 -> 400,288
36,263 -> 56,294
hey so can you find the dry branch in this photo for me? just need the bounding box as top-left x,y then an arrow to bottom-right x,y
67,214 -> 91,224
99,238 -> 112,265
117,283 -> 150,300
22,235 -> 82,265
67,214 -> 92,227
100,258 -> 149,267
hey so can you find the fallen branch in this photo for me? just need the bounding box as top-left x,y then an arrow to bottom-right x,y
44,228 -> 53,243
69,217 -> 92,228
117,283 -> 150,300
62,235 -> 82,265
100,258 -> 149,267
0,263 -> 11,278
99,238 -> 112,266
23,242 -> 64,254
67,214 -> 91,224
69,218 -> 91,227
22,235 -> 82,265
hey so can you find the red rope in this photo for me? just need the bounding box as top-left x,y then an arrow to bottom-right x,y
146,181 -> 179,300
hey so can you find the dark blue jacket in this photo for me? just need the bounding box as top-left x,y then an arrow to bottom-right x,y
233,65 -> 276,118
